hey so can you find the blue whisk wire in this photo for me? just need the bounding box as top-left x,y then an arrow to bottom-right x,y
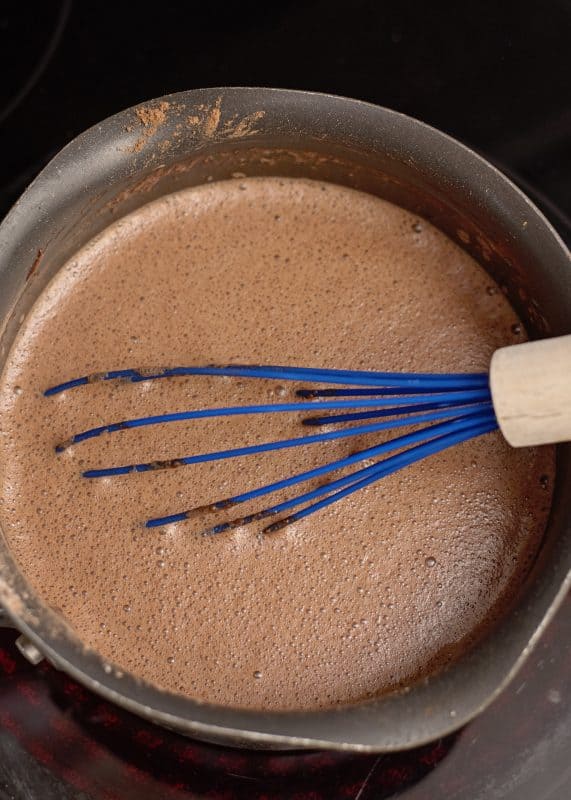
84,402 -> 492,478
44,364 -> 490,397
301,400 -> 486,426
56,388 -> 492,451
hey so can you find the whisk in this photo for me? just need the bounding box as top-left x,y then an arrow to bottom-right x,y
45,335 -> 571,533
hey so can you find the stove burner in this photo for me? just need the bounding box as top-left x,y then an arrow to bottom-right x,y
0,630 -> 453,800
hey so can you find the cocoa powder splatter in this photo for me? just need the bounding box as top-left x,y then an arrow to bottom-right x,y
131,101 -> 171,153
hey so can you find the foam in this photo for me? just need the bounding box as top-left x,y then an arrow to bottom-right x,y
0,177 -> 554,710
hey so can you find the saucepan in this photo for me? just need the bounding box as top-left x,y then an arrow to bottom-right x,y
0,88 -> 569,751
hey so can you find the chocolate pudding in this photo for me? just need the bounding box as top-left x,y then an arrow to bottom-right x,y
0,177 -> 554,710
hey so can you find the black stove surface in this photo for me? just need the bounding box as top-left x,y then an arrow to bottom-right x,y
0,2 -> 570,798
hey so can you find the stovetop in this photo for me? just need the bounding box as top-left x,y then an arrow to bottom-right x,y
0,2 -> 570,798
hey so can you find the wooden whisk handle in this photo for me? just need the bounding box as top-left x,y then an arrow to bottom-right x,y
490,334 -> 571,447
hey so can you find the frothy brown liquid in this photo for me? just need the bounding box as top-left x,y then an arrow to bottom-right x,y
0,177 -> 553,710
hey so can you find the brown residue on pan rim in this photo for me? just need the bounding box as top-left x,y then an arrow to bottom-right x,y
185,96 -> 266,140
26,249 -> 43,281
104,148 -> 365,215
136,101 -> 170,130
130,101 -> 171,153
202,96 -> 222,138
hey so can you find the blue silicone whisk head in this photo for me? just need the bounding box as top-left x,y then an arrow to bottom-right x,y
45,363 -> 498,532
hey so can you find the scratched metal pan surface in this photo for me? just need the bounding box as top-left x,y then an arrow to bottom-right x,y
0,88 -> 570,751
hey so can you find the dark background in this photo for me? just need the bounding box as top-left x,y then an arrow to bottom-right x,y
0,0 -> 570,225
0,1 -> 570,799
